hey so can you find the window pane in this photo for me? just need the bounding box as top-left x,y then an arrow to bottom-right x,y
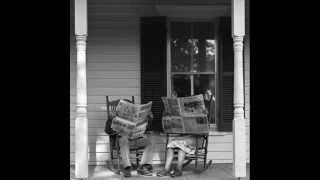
172,75 -> 191,97
171,38 -> 192,72
194,75 -> 216,123
193,22 -> 215,39
192,22 -> 216,73
192,39 -> 216,72
171,22 -> 192,72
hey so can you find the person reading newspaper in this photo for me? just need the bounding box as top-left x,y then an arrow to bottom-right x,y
105,99 -> 155,177
158,93 -> 208,177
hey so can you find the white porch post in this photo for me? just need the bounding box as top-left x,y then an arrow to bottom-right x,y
232,0 -> 246,178
75,0 -> 88,178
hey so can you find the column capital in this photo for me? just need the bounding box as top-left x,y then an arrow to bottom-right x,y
233,35 -> 244,52
76,35 -> 87,51
232,35 -> 244,42
76,34 -> 87,42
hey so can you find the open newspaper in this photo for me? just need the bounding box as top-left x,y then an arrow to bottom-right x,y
162,94 -> 209,134
111,100 -> 152,139
161,97 -> 181,115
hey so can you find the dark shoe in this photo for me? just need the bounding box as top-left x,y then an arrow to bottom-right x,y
144,164 -> 153,171
123,166 -> 132,177
170,169 -> 183,177
157,169 -> 170,177
137,164 -> 153,176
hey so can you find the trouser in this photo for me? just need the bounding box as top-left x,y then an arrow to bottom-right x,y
118,134 -> 155,168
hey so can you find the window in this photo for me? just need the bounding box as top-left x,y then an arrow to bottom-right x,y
141,17 -> 233,132
169,22 -> 216,124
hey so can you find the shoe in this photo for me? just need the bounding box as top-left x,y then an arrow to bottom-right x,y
170,169 -> 183,177
157,169 -> 171,177
123,166 -> 132,177
137,164 -> 153,176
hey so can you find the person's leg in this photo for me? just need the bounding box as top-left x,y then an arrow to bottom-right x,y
164,148 -> 174,171
137,134 -> 156,175
118,135 -> 132,177
177,150 -> 186,171
140,134 -> 155,165
168,149 -> 185,177
157,148 -> 174,177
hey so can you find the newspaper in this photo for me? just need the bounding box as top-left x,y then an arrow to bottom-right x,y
162,95 -> 206,116
111,100 -> 152,138
162,115 -> 209,134
162,116 -> 184,133
161,97 -> 181,115
162,94 -> 209,134
179,94 -> 206,116
182,115 -> 209,134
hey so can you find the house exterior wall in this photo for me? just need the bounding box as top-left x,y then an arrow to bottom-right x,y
70,0 -> 250,165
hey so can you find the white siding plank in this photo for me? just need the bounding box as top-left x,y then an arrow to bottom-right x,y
70,88 -> 139,96
70,95 -> 141,104
70,79 -> 139,88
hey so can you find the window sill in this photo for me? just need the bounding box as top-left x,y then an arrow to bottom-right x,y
209,131 -> 232,136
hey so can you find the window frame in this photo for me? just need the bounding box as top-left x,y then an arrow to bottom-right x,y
166,18 -> 219,129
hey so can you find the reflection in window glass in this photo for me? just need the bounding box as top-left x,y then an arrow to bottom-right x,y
171,38 -> 193,72
191,39 -> 216,72
194,75 -> 215,95
194,75 -> 215,123
172,75 -> 191,97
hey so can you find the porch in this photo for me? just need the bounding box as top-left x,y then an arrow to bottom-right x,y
71,0 -> 249,179
70,164 -> 250,180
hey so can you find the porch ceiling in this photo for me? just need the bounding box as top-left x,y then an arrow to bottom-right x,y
86,0 -> 231,6
70,0 -> 231,17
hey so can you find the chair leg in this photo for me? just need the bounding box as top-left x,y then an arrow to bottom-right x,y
195,137 -> 198,169
136,150 -> 139,167
165,133 -> 169,165
136,140 -> 139,167
109,140 -> 113,163
204,136 -> 208,169
109,137 -> 116,172
116,136 -> 121,174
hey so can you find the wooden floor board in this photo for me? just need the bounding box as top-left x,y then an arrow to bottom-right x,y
70,163 -> 250,180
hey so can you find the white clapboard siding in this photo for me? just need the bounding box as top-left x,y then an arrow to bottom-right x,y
70,95 -> 141,104
70,133 -> 235,165
70,0 -> 250,165
70,88 -> 139,96
70,71 -> 139,79
70,79 -> 139,89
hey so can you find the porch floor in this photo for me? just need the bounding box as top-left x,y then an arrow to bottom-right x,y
70,163 -> 250,180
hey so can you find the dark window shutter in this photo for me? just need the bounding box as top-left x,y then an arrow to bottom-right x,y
140,17 -> 167,132
217,17 -> 234,132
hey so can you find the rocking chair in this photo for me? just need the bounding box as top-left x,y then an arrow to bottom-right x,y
105,96 -> 151,174
163,94 -> 214,172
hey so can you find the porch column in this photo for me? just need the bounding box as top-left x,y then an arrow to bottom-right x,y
232,0 -> 246,178
75,0 -> 88,178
